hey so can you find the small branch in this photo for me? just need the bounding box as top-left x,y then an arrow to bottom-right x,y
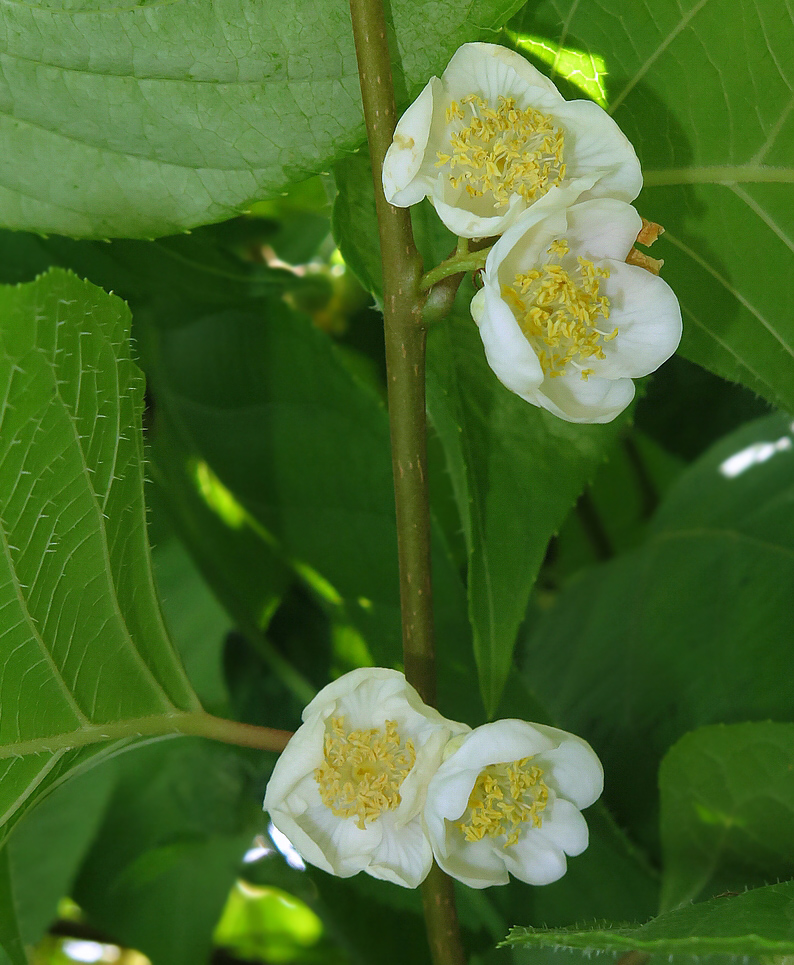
347,3 -> 466,965
419,247 -> 491,292
0,712 -> 292,759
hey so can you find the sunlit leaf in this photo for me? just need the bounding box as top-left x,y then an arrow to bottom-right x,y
0,0 -> 523,238
0,269 -> 199,841
511,0 -> 794,409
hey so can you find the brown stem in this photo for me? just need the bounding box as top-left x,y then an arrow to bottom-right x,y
347,3 -> 466,964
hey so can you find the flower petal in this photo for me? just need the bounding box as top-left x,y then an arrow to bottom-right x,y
264,714 -> 326,808
434,829 -> 511,889
561,198 -> 642,263
537,798 -> 589,856
367,816 -> 433,888
556,98 -> 642,202
441,42 -> 563,106
446,719 -> 556,774
473,285 -> 545,398
593,260 -> 683,379
503,830 -> 568,886
382,77 -> 441,207
296,803 -> 383,877
535,372 -> 636,424
533,728 -> 604,810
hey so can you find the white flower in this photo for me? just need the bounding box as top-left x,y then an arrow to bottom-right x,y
423,720 -> 603,889
382,42 -> 642,239
471,198 -> 682,423
263,668 -> 468,888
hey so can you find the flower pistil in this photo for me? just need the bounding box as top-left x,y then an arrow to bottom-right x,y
315,716 -> 416,830
435,95 -> 566,208
458,757 -> 549,848
502,239 -> 617,381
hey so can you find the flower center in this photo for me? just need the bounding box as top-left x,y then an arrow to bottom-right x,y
457,757 -> 549,848
315,716 -> 416,830
436,94 -> 565,208
502,239 -> 617,380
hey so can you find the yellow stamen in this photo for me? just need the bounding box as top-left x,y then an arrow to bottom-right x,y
501,239 -> 616,380
315,716 -> 416,830
457,758 -> 549,848
435,94 -> 566,208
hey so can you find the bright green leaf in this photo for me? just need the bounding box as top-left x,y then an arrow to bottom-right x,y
0,0 -> 522,238
0,269 -> 200,839
660,723 -> 794,911
512,0 -> 794,410
505,879 -> 794,956
520,413 -> 794,846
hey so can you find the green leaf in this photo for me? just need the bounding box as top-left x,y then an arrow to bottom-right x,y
139,301 -> 483,722
0,0 -> 521,238
511,0 -> 794,410
504,879 -> 794,956
0,852 -> 25,965
152,538 -> 233,710
521,412 -> 794,846
0,269 -> 199,838
660,722 -> 794,911
74,740 -> 263,965
1,762 -> 114,956
426,314 -> 625,714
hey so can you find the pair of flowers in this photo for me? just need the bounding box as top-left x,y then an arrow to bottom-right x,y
382,43 -> 682,424
264,668 -> 603,889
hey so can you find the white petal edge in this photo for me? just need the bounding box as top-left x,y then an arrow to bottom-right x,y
536,798 -> 590,856
473,285 -> 545,398
502,830 -> 568,886
367,816 -> 433,888
535,372 -> 636,424
433,830 -> 511,889
561,198 -> 642,263
440,42 -> 564,105
383,77 -> 441,207
592,260 -> 683,379
532,727 -> 604,810
556,98 -> 643,203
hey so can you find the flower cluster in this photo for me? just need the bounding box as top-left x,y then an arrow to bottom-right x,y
264,668 -> 603,889
382,43 -> 682,424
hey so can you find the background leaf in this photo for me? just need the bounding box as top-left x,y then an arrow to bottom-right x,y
660,722 -> 794,911
0,0 -> 522,238
510,0 -> 794,409
505,879 -> 794,956
520,412 -> 794,848
73,740 -> 265,965
0,763 -> 114,959
138,299 -> 485,722
426,314 -> 626,714
0,269 -> 198,840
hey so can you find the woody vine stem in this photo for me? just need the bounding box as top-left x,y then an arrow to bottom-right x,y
347,3 -> 467,965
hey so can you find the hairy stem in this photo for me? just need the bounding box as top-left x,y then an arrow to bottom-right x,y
347,3 -> 466,965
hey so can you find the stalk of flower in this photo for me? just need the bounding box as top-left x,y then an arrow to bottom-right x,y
382,42 -> 642,239
263,667 -> 469,888
471,197 -> 682,423
423,720 -> 604,888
